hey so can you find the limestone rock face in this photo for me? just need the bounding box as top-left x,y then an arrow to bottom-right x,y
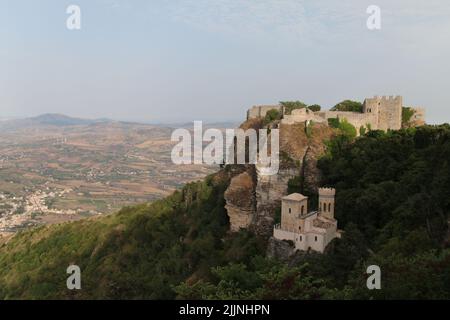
224,120 -> 335,237
279,123 -> 309,160
266,237 -> 296,261
224,165 -> 297,235
302,124 -> 334,193
252,167 -> 297,237
224,169 -> 256,232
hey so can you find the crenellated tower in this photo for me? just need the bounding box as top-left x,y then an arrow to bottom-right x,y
363,95 -> 402,131
318,187 -> 336,220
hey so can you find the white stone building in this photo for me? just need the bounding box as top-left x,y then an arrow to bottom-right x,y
273,188 -> 341,253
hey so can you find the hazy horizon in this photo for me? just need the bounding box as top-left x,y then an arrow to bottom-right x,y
0,112 -> 241,126
2,1 -> 450,124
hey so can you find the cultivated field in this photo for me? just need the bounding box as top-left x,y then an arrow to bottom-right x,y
0,118 -> 218,235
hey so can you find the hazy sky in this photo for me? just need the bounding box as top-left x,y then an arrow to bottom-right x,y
1,0 -> 449,123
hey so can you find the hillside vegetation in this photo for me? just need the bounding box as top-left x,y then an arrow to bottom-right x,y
0,125 -> 449,299
176,125 -> 450,300
0,171 -> 266,299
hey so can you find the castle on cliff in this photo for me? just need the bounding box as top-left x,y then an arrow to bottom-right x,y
273,188 -> 341,253
247,96 -> 425,134
239,95 -> 426,252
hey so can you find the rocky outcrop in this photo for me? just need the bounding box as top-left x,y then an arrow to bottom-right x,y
279,123 -> 309,160
302,124 -> 335,193
224,168 -> 256,232
267,237 -> 330,266
251,167 -> 298,237
224,119 -> 335,237
223,118 -> 261,232
266,237 -> 296,262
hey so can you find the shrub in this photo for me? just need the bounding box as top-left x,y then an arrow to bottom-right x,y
308,104 -> 321,112
402,107 -> 415,125
331,100 -> 363,113
288,176 -> 302,194
328,118 -> 340,128
338,119 -> 357,139
280,101 -> 307,115
263,109 -> 281,125
359,126 -> 367,136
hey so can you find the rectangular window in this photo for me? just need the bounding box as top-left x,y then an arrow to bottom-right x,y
315,236 -> 318,242
288,208 -> 291,213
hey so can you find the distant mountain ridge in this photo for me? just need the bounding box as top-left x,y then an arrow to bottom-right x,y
0,114 -> 239,130
0,113 -> 112,131
29,113 -> 109,126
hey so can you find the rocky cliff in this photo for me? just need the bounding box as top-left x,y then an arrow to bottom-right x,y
224,118 -> 336,237
224,168 -> 256,232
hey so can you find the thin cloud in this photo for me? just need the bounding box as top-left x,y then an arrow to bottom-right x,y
159,0 -> 316,40
155,0 -> 450,47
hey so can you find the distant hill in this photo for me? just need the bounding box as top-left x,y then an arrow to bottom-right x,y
0,114 -> 239,131
30,113 -> 107,126
0,114 -> 112,131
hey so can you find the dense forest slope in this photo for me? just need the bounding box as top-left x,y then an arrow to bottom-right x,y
0,125 -> 449,299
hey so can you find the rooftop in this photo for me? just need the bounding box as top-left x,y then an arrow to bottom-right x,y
282,193 -> 307,202
313,217 -> 336,229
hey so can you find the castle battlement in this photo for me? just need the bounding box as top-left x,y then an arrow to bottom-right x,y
371,95 -> 402,101
246,95 -> 424,135
325,111 -> 377,121
247,105 -> 283,120
318,187 -> 336,196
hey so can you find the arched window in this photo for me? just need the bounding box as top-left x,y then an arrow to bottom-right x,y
301,205 -> 304,214
323,203 -> 326,212
300,236 -> 302,241
289,208 -> 291,214
328,203 -> 331,212
315,236 -> 318,242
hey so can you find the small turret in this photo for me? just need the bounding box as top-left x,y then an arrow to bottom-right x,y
318,187 -> 336,219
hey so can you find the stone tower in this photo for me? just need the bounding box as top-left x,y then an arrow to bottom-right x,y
363,96 -> 402,131
280,193 -> 308,232
318,188 -> 336,220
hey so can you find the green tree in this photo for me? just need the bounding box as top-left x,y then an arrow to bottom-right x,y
287,176 -> 302,194
331,100 -> 363,112
175,259 -> 333,300
280,101 -> 307,115
308,104 -> 321,112
338,119 -> 357,138
328,118 -> 340,128
402,107 -> 415,125
263,109 -> 281,125
359,126 -> 367,136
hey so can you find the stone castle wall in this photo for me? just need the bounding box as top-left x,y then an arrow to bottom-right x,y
320,110 -> 378,132
247,105 -> 283,120
363,96 -> 402,131
410,107 -> 426,126
281,108 -> 327,125
247,95 -> 411,134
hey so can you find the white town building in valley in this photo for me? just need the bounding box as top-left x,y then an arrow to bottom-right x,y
273,188 -> 341,253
